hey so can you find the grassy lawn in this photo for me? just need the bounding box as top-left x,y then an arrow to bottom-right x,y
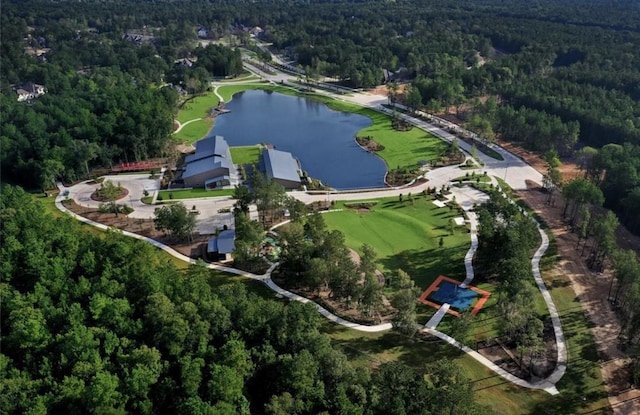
453,173 -> 492,183
176,91 -> 219,123
230,145 -> 262,165
217,83 -> 292,102
322,184 -> 608,413
324,228 -> 609,414
157,188 -> 236,200
173,119 -> 212,143
300,95 -> 450,170
359,111 -> 449,171
323,195 -> 470,289
482,144 -> 505,161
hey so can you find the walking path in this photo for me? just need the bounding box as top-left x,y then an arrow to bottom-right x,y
213,85 -> 223,103
56,178 -> 565,394
461,211 -> 478,288
425,303 -> 450,329
55,187 -> 391,333
173,118 -> 203,134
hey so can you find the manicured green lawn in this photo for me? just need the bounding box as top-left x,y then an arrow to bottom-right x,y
176,91 -> 219,123
323,195 -> 470,289
157,188 -> 236,200
285,93 -> 449,170
230,145 -> 262,165
359,111 -> 449,171
173,119 -> 212,143
217,83 -> 294,102
453,173 -> 492,183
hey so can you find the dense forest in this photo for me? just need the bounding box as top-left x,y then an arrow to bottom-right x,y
0,185 -> 488,414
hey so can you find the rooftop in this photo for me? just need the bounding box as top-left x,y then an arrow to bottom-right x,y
261,148 -> 301,184
186,135 -> 230,164
207,229 -> 236,254
182,155 -> 232,180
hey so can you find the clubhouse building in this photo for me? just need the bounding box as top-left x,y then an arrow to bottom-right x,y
176,135 -> 234,189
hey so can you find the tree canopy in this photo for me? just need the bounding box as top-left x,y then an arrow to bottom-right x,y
0,185 -> 489,414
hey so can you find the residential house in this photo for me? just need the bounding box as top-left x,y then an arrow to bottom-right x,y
249,26 -> 264,37
15,82 -> 46,102
174,57 -> 196,68
197,26 -> 209,38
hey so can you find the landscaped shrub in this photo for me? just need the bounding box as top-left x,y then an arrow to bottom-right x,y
344,201 -> 379,209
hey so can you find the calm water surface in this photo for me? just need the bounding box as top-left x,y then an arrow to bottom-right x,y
209,90 -> 386,189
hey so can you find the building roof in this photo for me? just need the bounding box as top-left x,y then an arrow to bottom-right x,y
207,229 -> 236,254
260,149 -> 301,184
186,135 -> 230,163
181,155 -> 232,180
181,136 -> 233,181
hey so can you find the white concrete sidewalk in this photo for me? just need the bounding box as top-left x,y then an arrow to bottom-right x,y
425,303 -> 450,329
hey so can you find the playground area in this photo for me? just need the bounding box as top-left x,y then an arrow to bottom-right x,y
419,275 -> 490,316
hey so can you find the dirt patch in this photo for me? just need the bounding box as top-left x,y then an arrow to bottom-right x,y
494,137 -> 582,182
175,143 -> 196,154
517,188 -> 640,414
476,319 -> 557,380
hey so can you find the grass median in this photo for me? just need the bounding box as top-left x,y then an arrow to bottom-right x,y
157,188 -> 236,200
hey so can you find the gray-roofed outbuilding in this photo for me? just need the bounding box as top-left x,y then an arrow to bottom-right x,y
207,229 -> 236,261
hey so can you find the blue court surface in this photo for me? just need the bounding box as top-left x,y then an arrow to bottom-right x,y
429,281 -> 478,310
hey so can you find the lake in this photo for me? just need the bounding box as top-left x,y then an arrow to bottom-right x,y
209,90 -> 387,189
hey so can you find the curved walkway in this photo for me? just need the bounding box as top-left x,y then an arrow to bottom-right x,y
422,214 -> 562,395
56,180 -> 565,393
55,191 -> 391,333
212,85 -> 224,103
173,118 -> 203,134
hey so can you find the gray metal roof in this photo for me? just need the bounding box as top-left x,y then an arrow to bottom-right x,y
186,135 -> 230,164
182,155 -> 232,180
261,149 -> 301,184
207,229 -> 236,254
182,136 -> 233,180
